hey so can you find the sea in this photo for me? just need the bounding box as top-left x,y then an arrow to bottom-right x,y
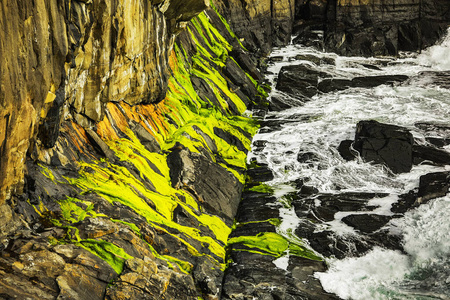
249,29 -> 450,299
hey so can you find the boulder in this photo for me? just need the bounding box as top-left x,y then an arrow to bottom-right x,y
276,64 -> 331,100
353,120 -> 414,173
341,214 -> 394,234
337,140 -> 358,161
417,171 -> 450,204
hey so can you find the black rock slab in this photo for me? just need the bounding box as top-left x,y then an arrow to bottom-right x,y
341,214 -> 393,234
351,75 -> 408,88
412,144 -> 450,166
276,64 -> 331,100
354,120 -> 413,173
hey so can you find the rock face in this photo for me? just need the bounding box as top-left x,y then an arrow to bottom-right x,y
215,0 -> 296,57
323,0 -> 450,56
0,0 -> 208,214
0,2 -> 270,299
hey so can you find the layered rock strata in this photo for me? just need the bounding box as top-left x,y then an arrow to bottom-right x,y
215,0 -> 296,57
324,0 -> 450,56
0,2 -> 270,299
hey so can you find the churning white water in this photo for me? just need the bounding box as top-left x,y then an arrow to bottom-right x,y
251,29 -> 450,299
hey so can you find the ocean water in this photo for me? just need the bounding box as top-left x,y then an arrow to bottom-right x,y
251,30 -> 450,299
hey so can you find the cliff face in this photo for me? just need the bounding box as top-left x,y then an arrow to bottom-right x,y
215,0 -> 296,57
323,0 -> 450,56
0,0 -> 272,299
0,0 -> 208,232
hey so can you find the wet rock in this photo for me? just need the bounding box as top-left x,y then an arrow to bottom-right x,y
412,144 -> 450,166
391,191 -> 418,214
417,171 -> 450,205
297,151 -> 320,163
341,214 -> 394,234
238,191 -> 278,221
354,120 -> 414,173
409,71 -> 450,89
246,166 -> 275,183
318,78 -> 352,93
337,140 -> 358,161
351,75 -> 408,88
298,192 -> 387,222
276,64 -> 331,100
269,95 -> 298,111
304,230 -> 372,259
223,251 -> 337,300
318,75 -> 408,94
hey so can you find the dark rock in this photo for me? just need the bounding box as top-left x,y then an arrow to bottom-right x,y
276,64 -> 331,100
417,171 -> 450,204
235,192 -> 278,223
324,1 -> 450,56
38,84 -> 65,148
300,192 -> 387,222
297,151 -> 320,163
391,191 -> 417,214
342,214 -> 394,234
230,49 -> 264,82
85,129 -> 117,160
246,166 -> 274,183
269,95 -> 298,111
426,137 -> 450,148
337,140 -> 358,161
214,127 -> 247,153
304,230 -> 372,259
292,28 -> 325,49
318,75 -> 408,94
167,148 -> 242,223
351,75 -> 409,88
354,120 -> 414,173
191,75 -> 228,115
412,144 -> 450,166
223,57 -> 259,102
317,78 -> 352,93
299,185 -> 319,195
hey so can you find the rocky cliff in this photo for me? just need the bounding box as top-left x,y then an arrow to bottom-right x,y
0,0 -> 293,299
1,0 -> 450,299
323,0 -> 450,56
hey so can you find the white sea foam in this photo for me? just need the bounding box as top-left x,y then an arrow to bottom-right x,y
418,28 -> 450,70
254,28 -> 450,299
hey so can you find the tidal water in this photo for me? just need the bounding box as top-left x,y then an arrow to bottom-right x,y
250,30 -> 450,299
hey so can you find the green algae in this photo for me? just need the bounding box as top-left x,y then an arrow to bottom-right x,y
247,183 -> 274,194
77,239 -> 134,274
227,232 -> 322,261
34,6 -> 267,277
